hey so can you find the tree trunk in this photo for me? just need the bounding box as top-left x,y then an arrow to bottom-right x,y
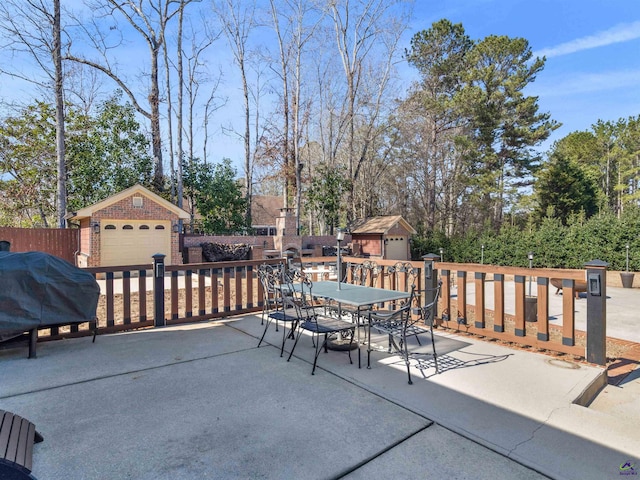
150,43 -> 164,190
54,0 -> 66,228
176,3 -> 184,210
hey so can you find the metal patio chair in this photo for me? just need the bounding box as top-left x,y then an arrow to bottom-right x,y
362,261 -> 419,325
367,283 -> 441,384
327,260 -> 381,322
285,274 -> 358,375
257,263 -> 299,357
342,260 -> 383,336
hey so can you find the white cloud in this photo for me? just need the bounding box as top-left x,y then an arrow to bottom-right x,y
533,21 -> 640,58
530,69 -> 640,97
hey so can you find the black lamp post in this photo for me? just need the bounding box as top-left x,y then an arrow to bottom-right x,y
481,244 -> 485,264
528,251 -> 534,297
336,229 -> 345,291
626,244 -> 630,272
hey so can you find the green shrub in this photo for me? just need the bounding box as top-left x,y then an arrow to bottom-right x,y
411,209 -> 640,271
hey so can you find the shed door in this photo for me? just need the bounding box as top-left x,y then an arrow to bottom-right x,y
101,220 -> 171,267
385,236 -> 408,261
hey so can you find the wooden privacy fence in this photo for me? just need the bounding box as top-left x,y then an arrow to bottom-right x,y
0,227 -> 78,264
35,255 -> 609,366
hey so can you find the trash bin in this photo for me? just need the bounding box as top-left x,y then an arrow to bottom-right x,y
525,296 -> 537,322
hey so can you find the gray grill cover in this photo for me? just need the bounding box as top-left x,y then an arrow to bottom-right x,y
0,251 -> 100,337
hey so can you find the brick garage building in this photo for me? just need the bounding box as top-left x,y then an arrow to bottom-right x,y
69,184 -> 190,267
350,216 -> 416,261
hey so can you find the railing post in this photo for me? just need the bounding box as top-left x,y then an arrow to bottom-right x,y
153,253 -> 166,327
456,270 -> 467,325
474,272 -> 486,329
585,260 -> 608,366
422,253 -> 440,311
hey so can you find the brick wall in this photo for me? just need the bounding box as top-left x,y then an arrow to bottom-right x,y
353,234 -> 382,257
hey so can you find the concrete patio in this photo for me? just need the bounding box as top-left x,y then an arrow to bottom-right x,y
1,311 -> 639,480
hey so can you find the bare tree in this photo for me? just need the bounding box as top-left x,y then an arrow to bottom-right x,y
182,15 -> 224,231
0,0 -> 69,227
202,70 -> 227,164
182,16 -> 221,165
329,0 -> 411,222
176,0 -> 185,206
53,0 -> 66,228
213,0 -> 258,228
163,17 -> 176,202
68,0 -> 199,190
268,0 -> 323,234
64,63 -> 105,116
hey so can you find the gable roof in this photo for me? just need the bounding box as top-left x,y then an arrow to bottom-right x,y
69,184 -> 190,220
350,215 -> 416,235
251,195 -> 284,227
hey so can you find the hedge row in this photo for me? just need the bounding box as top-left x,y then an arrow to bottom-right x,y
411,207 -> 640,271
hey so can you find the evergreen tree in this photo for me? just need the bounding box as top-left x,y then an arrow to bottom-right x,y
534,152 -> 598,225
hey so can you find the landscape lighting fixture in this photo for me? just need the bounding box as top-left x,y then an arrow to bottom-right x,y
336,229 -> 344,290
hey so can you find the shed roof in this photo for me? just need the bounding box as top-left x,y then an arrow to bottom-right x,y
350,215 -> 416,235
68,184 -> 190,220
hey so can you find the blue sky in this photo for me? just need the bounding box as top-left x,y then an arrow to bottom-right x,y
409,0 -> 640,151
1,0 -> 637,166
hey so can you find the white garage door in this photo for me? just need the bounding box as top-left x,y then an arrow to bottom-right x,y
101,220 -> 171,267
385,236 -> 408,261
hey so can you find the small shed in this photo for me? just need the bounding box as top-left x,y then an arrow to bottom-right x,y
350,216 -> 416,261
69,184 -> 190,268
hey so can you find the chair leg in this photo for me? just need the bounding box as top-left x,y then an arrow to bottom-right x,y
287,326 -> 304,363
367,322 -> 373,369
401,334 -> 413,385
257,316 -> 272,348
280,320 -> 297,357
280,322 -> 288,357
430,328 -> 439,373
312,332 -> 324,375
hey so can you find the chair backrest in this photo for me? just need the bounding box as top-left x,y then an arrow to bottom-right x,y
258,263 -> 286,308
362,260 -> 382,287
394,288 -> 416,330
414,281 -> 442,328
388,262 -> 419,292
280,268 -> 316,321
349,263 -> 367,286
